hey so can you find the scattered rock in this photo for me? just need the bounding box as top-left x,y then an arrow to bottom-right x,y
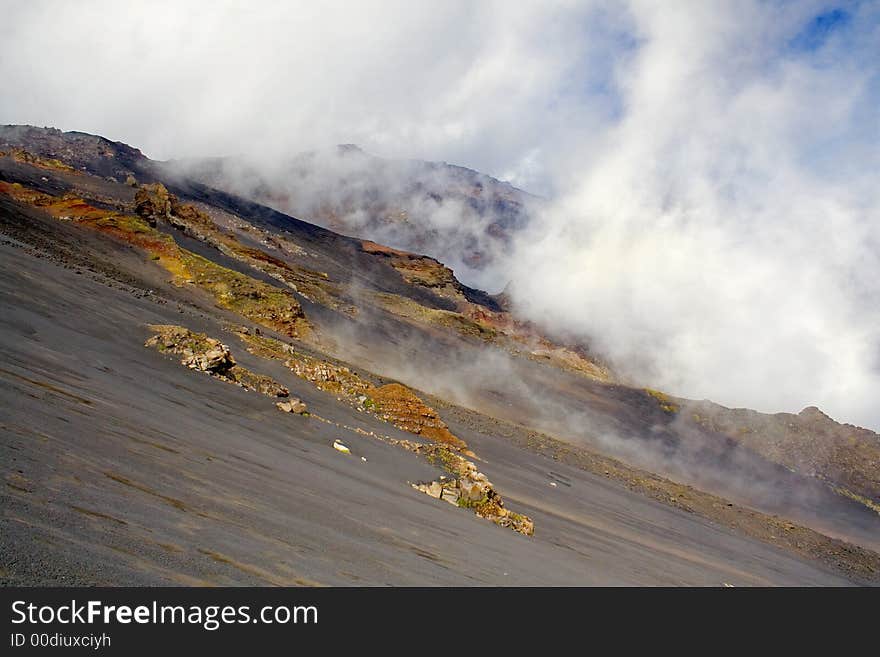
276,398 -> 308,414
411,450 -> 533,536
238,332 -> 469,450
182,344 -> 235,373
249,378 -> 289,397
459,478 -> 484,502
441,487 -> 460,505
145,324 -> 292,406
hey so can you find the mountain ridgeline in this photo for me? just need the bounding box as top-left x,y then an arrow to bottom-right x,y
165,143 -> 538,291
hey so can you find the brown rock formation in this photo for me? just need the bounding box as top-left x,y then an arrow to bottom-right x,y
367,383 -> 466,449
134,183 -> 173,225
145,325 -> 291,400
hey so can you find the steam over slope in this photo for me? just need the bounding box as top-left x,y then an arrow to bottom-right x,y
166,144 -> 537,292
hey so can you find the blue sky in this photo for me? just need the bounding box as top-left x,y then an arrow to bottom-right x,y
790,6 -> 852,52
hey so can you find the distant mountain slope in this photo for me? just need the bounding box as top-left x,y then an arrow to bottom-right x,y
0,124 -> 148,178
166,144 -> 537,290
684,402 -> 880,512
0,125 -> 536,290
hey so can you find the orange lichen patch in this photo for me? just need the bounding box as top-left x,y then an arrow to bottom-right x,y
2,181 -> 131,225
1,148 -> 77,173
371,290 -> 611,382
391,258 -> 458,288
371,292 -> 497,340
460,304 -> 518,333
150,194 -> 346,317
179,251 -> 312,340
169,200 -> 216,232
0,182 -> 312,339
236,332 -> 469,450
457,303 -> 613,381
0,181 -> 189,278
360,240 -> 414,258
645,388 -> 680,414
0,181 -> 60,206
362,240 -> 460,290
368,383 -> 466,449
237,332 -> 372,399
528,346 -> 612,381
361,236 -> 613,381
93,215 -> 192,282
288,356 -> 371,397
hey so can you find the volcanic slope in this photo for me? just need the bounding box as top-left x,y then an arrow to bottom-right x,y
0,126 -> 877,584
167,143 -> 536,287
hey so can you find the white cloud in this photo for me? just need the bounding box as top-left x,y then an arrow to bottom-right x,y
503,1 -> 880,429
0,0 -> 615,193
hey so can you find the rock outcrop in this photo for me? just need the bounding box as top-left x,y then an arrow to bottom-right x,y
0,148 -> 76,173
368,383 -> 466,449
134,183 -> 173,225
134,182 -> 216,236
183,343 -> 236,374
144,325 -> 293,401
238,331 -> 469,450
412,459 -> 535,536
276,399 -> 308,414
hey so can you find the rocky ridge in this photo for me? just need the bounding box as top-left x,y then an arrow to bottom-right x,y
236,331 -> 469,451
143,325 -> 534,534
144,324 -> 300,405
